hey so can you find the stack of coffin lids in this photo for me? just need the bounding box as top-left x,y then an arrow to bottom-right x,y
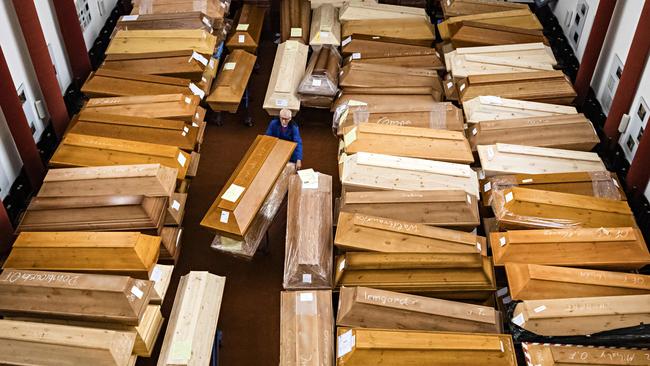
297,45 -> 341,108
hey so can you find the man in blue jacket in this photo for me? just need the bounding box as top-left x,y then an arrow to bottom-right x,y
265,108 -> 303,170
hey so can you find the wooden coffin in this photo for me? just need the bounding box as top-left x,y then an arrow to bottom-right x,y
492,187 -> 636,229
447,43 -> 556,78
0,269 -> 152,325
468,114 -> 599,152
441,0 -> 528,18
39,164 -> 176,198
69,111 -> 199,151
226,4 -> 266,53
451,21 -> 548,48
131,0 -> 227,19
160,226 -> 183,262
263,40 -> 309,115
5,232 -> 160,279
352,53 -> 444,71
340,62 -> 442,93
158,272 -> 226,366
298,46 -> 340,98
480,171 -> 625,206
51,134 -> 191,179
439,9 -> 542,40
505,263 -> 650,300
491,227 -> 650,270
201,135 -> 295,240
165,193 -> 187,226
84,94 -> 205,123
310,4 -> 341,48
463,96 -> 577,123
281,0 -> 310,44
280,290 -> 333,366
284,173 -> 333,290
522,342 -> 650,365
335,211 -> 485,253
116,12 -> 220,32
102,50 -> 215,81
513,294 -> 650,336
334,252 -> 496,299
341,18 -> 435,46
340,152 -> 479,197
0,319 -> 136,366
337,286 -> 501,333
459,71 -> 576,105
342,124 -> 473,163
107,29 -> 217,55
16,195 -> 167,234
477,143 -> 606,177
207,49 -> 257,113
82,68 -> 203,99
338,190 -> 480,229
150,264 -> 174,304
339,1 -> 428,21
341,34 -> 438,58
336,328 -> 516,365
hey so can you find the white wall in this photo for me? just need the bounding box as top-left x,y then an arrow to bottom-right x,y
549,0 -> 598,61
35,0 -> 73,94
76,0 -> 118,50
0,108 -> 22,200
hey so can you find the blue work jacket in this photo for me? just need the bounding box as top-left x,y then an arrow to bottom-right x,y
265,118 -> 303,162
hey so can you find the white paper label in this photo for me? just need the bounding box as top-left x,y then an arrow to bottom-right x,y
191,51 -> 208,66
192,122 -> 199,127
521,178 -> 533,183
342,36 -> 352,46
343,127 -> 357,146
319,31 -> 329,39
299,292 -> 314,302
290,27 -> 302,37
121,15 -> 139,21
347,100 -> 367,107
170,340 -> 192,362
297,169 -> 319,189
183,126 -> 190,133
202,16 -> 212,27
236,23 -> 249,31
476,242 -> 481,252
534,305 -> 547,313
512,313 -> 524,326
221,184 -> 245,202
479,169 -> 485,179
466,194 -> 471,204
151,267 -> 163,282
177,152 -> 187,167
505,191 -> 514,202
372,36 -> 380,39
275,99 -> 288,107
224,62 -> 236,71
472,127 -> 478,136
189,83 -> 205,99
339,259 -> 346,271
184,96 -> 192,104
182,131 -> 187,136
238,34 -> 245,43
459,83 -> 466,91
612,178 -> 620,187
312,79 -> 322,87
171,200 -> 181,211
337,330 -> 355,358
131,286 -> 144,299
352,53 -> 361,60
220,211 -> 229,223
480,95 -> 503,105
499,236 -> 507,246
484,182 -> 492,192
447,81 -> 453,89
447,0 -> 451,5
302,274 -> 312,283
209,58 -> 216,69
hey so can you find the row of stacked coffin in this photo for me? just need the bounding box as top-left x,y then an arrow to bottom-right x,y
199,0 -> 650,365
0,1 -> 232,365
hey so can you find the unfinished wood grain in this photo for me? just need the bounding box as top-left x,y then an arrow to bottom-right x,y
339,1 -> 428,21
522,343 -> 650,365
341,18 -> 435,46
82,68 -> 199,98
340,61 -> 442,93
84,94 -> 205,122
107,29 -> 217,55
463,96 -> 577,123
102,50 -> 215,81
451,21 -> 548,48
447,43 -> 556,78
264,40 -> 309,115
341,34 -> 438,58
207,49 -> 257,113
131,0 -> 227,19
281,0 -> 310,44
310,4 -> 341,48
150,264 -> 174,304
226,4 -> 266,53
439,9 -> 541,40
441,0 -> 528,18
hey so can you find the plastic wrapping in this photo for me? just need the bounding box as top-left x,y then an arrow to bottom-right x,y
298,46 -> 341,98
133,0 -> 231,20
283,172 -> 333,289
211,163 -> 295,260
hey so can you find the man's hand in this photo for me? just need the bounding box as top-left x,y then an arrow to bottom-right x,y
296,160 -> 302,170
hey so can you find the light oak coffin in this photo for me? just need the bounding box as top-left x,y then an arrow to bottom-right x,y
451,21 -> 548,48
102,50 -> 216,81
0,269 -> 152,325
491,227 -> 650,270
447,43 -> 556,78
477,143 -> 606,177
337,286 -> 501,333
106,29 -> 218,55
280,290 -> 333,366
342,124 -> 473,163
505,263 -> 650,300
131,0 -> 228,20
82,68 -> 200,98
5,232 -> 160,279
201,135 -> 295,240
263,40 -> 309,115
158,271 -> 226,366
335,211 -> 485,253
84,94 -> 205,123
165,193 -> 187,226
39,164 -> 177,198
338,190 -> 480,229
334,252 -> 496,299
310,4 -> 341,48
0,319 -> 136,366
50,134 -> 191,179
281,0 -> 310,44
150,264 -> 174,304
468,114 -> 599,152
340,152 -> 479,197
341,18 -> 435,46
227,4 -> 266,53
340,62 -> 443,94
284,173 -> 333,290
336,328 -> 516,365
207,49 -> 257,113
463,96 -> 577,124
441,0 -> 528,18
522,342 -> 650,365
512,294 -> 650,336
459,71 -> 576,105
492,187 -> 636,229
340,34 -> 438,58
339,1 -> 428,21
439,9 -> 542,40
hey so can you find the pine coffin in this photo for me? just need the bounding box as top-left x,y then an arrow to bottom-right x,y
463,96 -> 577,123
459,71 -> 576,105
512,294 -> 650,336
334,252 -> 496,300
337,286 -> 501,333
342,124 -> 473,163
477,143 -> 606,177
341,18 -> 435,47
339,1 -> 428,21
522,342 -> 650,365
5,232 -> 160,279
201,135 -> 295,240
340,34 -> 438,59
438,9 -> 542,40
338,190 -> 480,230
491,227 -> 650,270
505,263 -> 650,300
102,50 -> 216,81
441,0 -> 528,17
491,187 -> 636,229
468,114 -> 599,152
131,0 -> 228,20
336,328 -> 516,365
335,211 -> 485,253
280,0 -> 310,44
263,40 -> 309,115
226,4 -> 266,53
340,152 -> 479,197
0,269 -> 152,325
82,68 -> 206,99
310,4 -> 341,48
39,164 -> 177,198
207,49 -> 257,113
158,272 -> 226,366
50,134 -> 191,179
83,94 -> 205,123
280,290 -> 334,366
106,29 -> 218,55
447,43 -> 556,78
284,173 -> 333,290
0,319 -> 136,366
451,22 -> 548,48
